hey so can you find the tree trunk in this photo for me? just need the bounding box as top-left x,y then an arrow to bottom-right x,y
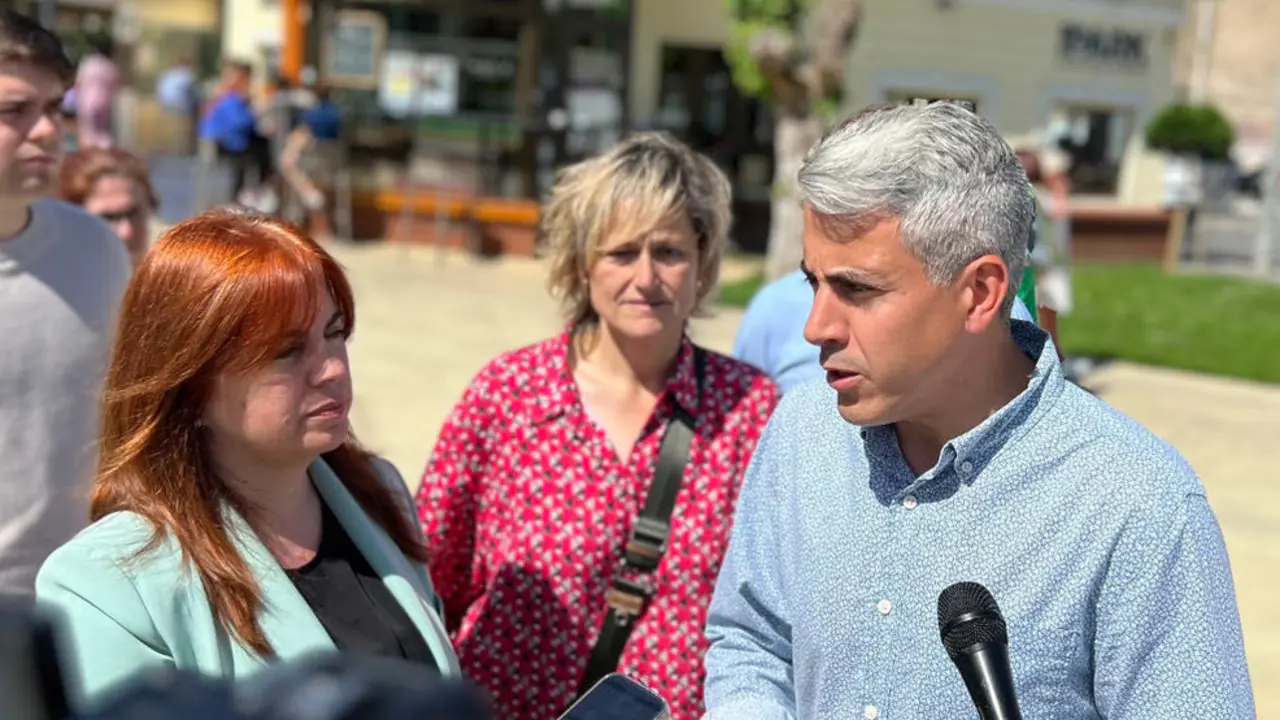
743,0 -> 861,281
765,113 -> 824,280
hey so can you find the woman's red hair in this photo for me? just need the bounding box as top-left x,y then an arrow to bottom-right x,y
59,147 -> 158,209
92,210 -> 428,657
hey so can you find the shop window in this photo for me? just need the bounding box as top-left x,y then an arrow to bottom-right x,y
1050,104 -> 1134,195
342,6 -> 520,118
656,45 -> 772,187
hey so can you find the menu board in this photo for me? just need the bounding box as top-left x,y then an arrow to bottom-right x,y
326,10 -> 385,88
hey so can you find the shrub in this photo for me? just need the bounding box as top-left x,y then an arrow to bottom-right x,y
1144,104 -> 1235,160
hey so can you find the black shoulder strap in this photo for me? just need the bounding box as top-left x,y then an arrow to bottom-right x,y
577,347 -> 706,698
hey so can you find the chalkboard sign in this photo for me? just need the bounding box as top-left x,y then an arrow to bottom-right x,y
326,10 -> 385,88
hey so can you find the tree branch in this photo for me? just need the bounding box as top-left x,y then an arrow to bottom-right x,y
745,0 -> 863,115
747,26 -> 809,114
798,0 -> 862,99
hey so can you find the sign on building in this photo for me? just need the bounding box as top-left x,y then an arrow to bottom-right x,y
1059,24 -> 1148,69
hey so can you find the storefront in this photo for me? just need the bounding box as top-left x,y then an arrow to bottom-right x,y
288,0 -> 1183,247
301,0 -> 635,202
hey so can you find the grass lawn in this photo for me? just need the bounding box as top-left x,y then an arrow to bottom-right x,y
718,263 -> 1280,385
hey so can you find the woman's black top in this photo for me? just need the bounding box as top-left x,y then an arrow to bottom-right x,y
284,501 -> 438,670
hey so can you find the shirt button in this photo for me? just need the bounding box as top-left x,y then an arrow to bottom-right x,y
902,495 -> 918,510
864,705 -> 879,720
960,460 -> 974,473
876,599 -> 893,615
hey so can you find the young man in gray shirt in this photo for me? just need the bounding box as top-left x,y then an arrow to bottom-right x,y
0,10 -> 131,600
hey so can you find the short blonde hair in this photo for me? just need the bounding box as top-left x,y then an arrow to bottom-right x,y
542,132 -> 733,325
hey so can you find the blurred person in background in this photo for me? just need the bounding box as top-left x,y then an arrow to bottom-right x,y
60,147 -> 158,265
1016,142 -> 1073,361
415,132 -> 780,720
0,9 -> 131,601
256,74 -> 294,207
36,211 -> 459,711
155,57 -> 200,154
200,60 -> 274,212
279,83 -> 341,212
72,39 -> 118,150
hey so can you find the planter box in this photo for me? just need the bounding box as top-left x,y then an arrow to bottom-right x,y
345,190 -> 540,257
1069,207 -> 1172,263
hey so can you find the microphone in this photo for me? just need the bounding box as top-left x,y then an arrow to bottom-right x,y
936,582 -> 1023,720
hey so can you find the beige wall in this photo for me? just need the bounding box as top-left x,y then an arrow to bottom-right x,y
1175,0 -> 1280,169
222,0 -> 282,75
844,0 -> 1180,132
629,0 -> 1185,205
131,0 -> 218,27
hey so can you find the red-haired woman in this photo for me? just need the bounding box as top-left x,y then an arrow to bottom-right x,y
35,211 -> 459,710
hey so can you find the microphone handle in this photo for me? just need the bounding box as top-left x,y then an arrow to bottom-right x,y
957,643 -> 1023,720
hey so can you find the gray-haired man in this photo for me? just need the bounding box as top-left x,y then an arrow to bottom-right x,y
703,103 -> 1253,719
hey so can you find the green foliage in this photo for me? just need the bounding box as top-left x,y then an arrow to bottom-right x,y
723,0 -> 808,102
1144,104 -> 1236,160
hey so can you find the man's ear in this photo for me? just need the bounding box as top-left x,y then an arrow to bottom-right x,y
961,254 -> 1011,333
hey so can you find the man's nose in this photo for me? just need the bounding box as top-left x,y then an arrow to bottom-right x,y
28,111 -> 60,143
803,285 -> 845,348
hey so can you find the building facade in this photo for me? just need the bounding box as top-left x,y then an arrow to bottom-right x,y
635,0 -> 1187,206
215,0 -> 1185,248
1174,0 -> 1280,171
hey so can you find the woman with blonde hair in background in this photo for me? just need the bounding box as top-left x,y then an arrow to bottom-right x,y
415,132 -> 781,720
37,211 -> 458,711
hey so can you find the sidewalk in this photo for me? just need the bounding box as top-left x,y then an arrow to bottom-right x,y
329,242 -> 1280,712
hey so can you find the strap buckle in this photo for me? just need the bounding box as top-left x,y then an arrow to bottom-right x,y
605,576 -> 652,626
623,517 -> 669,571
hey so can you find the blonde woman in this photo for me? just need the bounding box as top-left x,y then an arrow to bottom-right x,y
414,133 -> 780,720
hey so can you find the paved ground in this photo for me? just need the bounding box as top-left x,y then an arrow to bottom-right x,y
327,240 -> 1278,713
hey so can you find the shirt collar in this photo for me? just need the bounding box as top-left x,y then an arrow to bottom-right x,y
862,319 -> 1066,486
529,325 -> 700,425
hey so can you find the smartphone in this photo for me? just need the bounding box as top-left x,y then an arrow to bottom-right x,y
559,673 -> 669,720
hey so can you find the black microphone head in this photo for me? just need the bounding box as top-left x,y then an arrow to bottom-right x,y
937,581 -> 1008,661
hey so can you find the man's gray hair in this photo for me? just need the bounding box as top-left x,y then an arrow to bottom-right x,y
797,102 -> 1035,315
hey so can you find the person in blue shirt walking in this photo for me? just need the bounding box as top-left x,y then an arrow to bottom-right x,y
704,102 -> 1254,719
733,269 -> 1036,393
280,83 -> 342,212
199,60 -> 273,209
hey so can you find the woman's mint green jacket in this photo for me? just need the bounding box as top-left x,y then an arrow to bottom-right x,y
34,457 -> 460,711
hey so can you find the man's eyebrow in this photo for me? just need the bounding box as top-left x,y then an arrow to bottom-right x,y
800,263 -> 883,285
826,268 -> 883,285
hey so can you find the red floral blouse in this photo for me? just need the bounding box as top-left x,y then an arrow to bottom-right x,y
415,331 -> 780,720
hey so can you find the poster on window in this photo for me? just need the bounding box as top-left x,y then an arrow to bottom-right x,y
326,10 -> 385,88
379,51 -> 459,117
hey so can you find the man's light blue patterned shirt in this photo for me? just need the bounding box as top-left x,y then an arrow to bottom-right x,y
705,322 -> 1255,719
